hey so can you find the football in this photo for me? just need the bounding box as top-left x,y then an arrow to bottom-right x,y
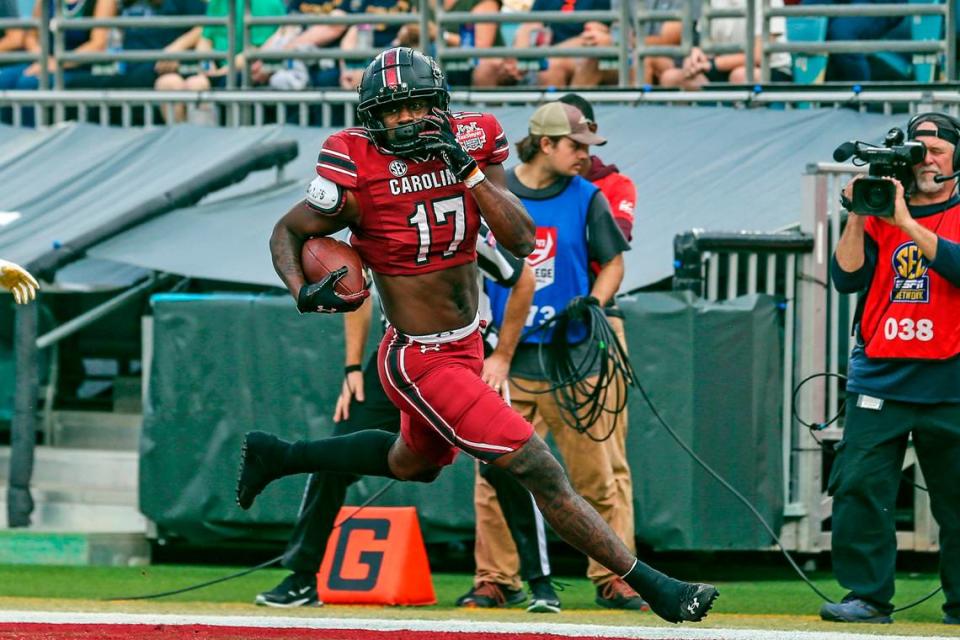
301,237 -> 366,296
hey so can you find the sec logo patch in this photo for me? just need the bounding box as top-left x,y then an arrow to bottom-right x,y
389,159 -> 408,177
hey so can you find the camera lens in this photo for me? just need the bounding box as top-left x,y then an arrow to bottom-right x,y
865,185 -> 888,209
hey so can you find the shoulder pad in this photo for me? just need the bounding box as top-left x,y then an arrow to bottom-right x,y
306,174 -> 346,215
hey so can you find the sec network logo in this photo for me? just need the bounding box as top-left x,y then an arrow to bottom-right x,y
891,241 -> 929,303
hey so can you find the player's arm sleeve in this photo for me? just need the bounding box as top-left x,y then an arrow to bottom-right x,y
586,191 -> 630,265
476,223 -> 524,287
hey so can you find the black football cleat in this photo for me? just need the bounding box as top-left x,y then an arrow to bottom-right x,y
677,583 -> 718,622
255,572 -> 322,608
647,582 -> 718,623
236,431 -> 288,510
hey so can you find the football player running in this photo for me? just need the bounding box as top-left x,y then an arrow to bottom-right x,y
241,47 -> 717,624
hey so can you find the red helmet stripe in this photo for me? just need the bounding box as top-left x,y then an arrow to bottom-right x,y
383,48 -> 400,89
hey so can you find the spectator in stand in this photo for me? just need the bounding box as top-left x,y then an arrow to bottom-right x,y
659,0 -> 791,89
800,0 -> 909,82
392,0 -> 507,88
69,0 -> 207,90
472,0 -> 536,87
337,0 -> 412,90
248,0 -> 351,91
510,0 -> 615,88
0,0 -> 117,125
640,0 -> 693,86
0,0 -> 25,62
154,0 -> 285,122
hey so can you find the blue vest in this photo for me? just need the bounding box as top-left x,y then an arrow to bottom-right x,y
487,176 -> 596,344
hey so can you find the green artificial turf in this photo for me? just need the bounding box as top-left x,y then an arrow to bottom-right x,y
0,564 -> 950,625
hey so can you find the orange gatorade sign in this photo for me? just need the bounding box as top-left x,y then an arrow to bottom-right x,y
317,506 -> 436,605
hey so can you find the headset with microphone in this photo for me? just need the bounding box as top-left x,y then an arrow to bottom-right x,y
906,112 -> 960,184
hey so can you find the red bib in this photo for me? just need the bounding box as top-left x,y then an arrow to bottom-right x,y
860,204 -> 960,359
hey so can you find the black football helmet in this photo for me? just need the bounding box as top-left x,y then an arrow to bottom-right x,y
357,47 -> 450,157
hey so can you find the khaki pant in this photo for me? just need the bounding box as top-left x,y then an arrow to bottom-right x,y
474,316 -> 634,587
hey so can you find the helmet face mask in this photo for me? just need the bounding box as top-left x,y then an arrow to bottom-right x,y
357,47 -> 450,157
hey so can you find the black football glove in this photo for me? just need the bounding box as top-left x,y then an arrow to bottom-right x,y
419,108 -> 479,182
564,295 -> 600,322
297,267 -> 369,314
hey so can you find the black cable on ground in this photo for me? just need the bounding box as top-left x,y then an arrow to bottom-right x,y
518,304 -> 942,612
104,479 -> 397,601
634,366 -> 944,612
106,554 -> 286,602
631,377 -> 837,603
637,349 -> 942,612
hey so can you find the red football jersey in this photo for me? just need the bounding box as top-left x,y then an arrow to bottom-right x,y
315,112 -> 509,276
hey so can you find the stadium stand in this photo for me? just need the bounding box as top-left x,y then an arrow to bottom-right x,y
0,0 -> 952,129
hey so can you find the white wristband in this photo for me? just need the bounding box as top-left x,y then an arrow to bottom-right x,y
464,167 -> 486,189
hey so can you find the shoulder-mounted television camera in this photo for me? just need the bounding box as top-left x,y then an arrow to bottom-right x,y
833,128 -> 925,217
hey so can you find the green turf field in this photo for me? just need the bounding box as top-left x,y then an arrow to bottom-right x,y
0,563 -> 956,636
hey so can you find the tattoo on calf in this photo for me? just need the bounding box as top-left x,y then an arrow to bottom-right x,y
502,436 -> 633,576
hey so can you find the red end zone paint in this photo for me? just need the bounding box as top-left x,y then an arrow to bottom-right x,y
0,625 -> 651,640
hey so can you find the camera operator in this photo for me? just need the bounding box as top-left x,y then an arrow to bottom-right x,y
824,112 -> 960,625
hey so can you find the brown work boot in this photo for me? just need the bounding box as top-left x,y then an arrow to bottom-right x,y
455,581 -> 526,608
595,577 -> 649,610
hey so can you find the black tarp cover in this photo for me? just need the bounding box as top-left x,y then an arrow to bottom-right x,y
0,123 -> 296,274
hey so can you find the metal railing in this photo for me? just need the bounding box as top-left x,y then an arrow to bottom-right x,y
764,1 -> 956,83
433,4 -> 629,86
49,4 -> 236,95
0,0 -> 953,105
242,5 -> 427,89
3,85 -> 960,129
631,5 -> 696,82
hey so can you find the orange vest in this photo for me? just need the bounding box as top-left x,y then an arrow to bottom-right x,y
860,203 -> 960,359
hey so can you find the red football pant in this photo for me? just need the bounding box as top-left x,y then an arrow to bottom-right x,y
377,326 -> 534,466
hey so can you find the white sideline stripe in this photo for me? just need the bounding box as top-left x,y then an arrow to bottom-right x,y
0,612 -> 954,640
